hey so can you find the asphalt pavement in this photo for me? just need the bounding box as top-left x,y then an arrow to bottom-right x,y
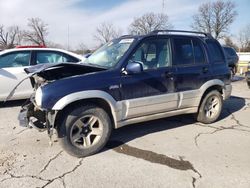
0,77 -> 249,188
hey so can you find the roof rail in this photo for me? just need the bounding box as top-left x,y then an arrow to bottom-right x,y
119,34 -> 134,38
15,45 -> 46,48
150,30 -> 213,38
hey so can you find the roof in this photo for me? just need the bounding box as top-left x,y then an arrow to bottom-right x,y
0,47 -> 85,61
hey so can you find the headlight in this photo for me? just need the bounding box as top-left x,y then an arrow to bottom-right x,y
35,87 -> 43,107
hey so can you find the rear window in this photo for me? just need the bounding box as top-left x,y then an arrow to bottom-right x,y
206,40 -> 224,63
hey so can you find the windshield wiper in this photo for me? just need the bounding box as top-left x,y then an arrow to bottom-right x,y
85,62 -> 109,69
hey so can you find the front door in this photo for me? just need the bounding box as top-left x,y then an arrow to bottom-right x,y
0,51 -> 33,101
120,37 -> 177,120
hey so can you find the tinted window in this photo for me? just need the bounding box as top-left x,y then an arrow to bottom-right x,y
224,47 -> 237,57
173,38 -> 194,65
207,41 -> 224,62
0,51 -> 31,68
129,38 -> 171,70
193,40 -> 206,64
36,51 -> 78,64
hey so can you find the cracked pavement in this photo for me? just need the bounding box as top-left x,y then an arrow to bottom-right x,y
0,78 -> 250,188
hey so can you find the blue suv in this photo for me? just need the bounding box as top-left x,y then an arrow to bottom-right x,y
17,30 -> 232,157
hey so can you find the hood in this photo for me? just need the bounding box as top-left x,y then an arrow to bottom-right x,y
24,62 -> 106,79
5,62 -> 106,102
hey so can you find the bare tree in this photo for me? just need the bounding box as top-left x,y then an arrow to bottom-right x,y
128,12 -> 173,35
0,25 -> 21,49
238,24 -> 250,52
74,43 -> 91,55
191,0 -> 237,39
23,17 -> 48,46
94,22 -> 122,44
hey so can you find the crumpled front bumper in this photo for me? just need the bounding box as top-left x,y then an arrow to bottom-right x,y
18,101 -> 46,129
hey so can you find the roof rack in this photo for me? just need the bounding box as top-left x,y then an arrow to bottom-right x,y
150,30 -> 213,38
15,45 -> 46,48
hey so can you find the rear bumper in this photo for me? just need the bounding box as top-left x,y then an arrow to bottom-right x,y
223,84 -> 232,100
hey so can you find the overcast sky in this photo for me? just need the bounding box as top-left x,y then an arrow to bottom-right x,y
0,0 -> 249,49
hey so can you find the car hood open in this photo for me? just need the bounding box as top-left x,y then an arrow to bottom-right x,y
5,62 -> 106,102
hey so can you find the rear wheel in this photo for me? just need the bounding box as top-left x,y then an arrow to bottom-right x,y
196,90 -> 223,124
57,105 -> 112,157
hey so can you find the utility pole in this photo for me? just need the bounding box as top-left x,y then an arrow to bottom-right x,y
67,25 -> 69,50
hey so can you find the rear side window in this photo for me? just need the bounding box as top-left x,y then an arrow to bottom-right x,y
206,41 -> 224,63
173,38 -> 194,65
193,40 -> 206,64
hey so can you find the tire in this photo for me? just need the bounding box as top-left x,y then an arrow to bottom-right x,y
57,104 -> 112,157
196,90 -> 223,124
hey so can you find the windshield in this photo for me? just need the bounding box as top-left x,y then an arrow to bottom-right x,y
85,38 -> 134,68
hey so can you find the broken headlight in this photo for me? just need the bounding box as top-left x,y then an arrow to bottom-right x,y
35,87 -> 43,107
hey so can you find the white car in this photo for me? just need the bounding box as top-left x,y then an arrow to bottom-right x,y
0,47 -> 85,101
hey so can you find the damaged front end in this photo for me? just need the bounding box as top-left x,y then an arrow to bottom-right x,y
13,62 -> 105,141
18,98 -> 56,142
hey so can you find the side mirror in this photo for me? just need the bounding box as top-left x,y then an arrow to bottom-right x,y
124,61 -> 143,75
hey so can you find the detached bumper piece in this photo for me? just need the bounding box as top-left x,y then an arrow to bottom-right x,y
18,102 -> 46,130
18,107 -> 30,127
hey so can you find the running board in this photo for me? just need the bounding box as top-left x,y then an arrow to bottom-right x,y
116,107 -> 197,128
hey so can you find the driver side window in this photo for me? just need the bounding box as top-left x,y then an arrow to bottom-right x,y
129,38 -> 171,70
0,51 -> 31,68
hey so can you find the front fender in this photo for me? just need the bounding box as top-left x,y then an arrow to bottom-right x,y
52,90 -> 121,127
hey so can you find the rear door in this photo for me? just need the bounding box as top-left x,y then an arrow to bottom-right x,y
172,37 -> 210,108
120,37 -> 177,119
0,50 -> 33,100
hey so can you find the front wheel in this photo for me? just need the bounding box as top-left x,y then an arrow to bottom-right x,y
57,105 -> 112,157
196,90 -> 223,124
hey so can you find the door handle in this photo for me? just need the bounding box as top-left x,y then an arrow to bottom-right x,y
202,67 -> 209,73
164,72 -> 173,79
